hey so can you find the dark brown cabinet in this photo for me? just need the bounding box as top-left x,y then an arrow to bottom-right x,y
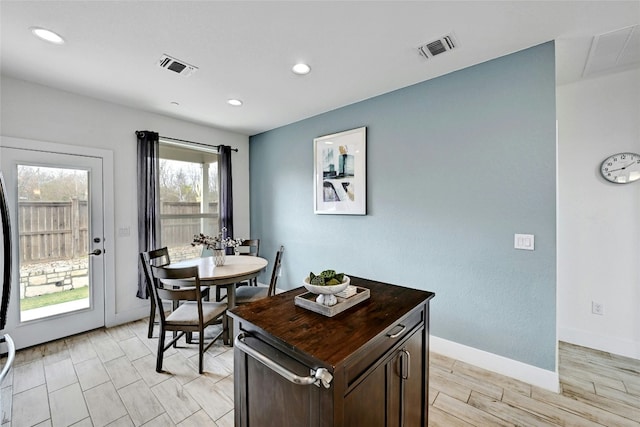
345,326 -> 424,427
228,276 -> 434,426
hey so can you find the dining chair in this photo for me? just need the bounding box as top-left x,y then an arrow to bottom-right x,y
237,239 -> 260,257
237,239 -> 260,288
214,238 -> 262,301
139,248 -> 171,338
234,245 -> 284,304
140,248 -> 209,338
150,265 -> 228,374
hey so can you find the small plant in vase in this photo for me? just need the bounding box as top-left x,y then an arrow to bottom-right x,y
192,227 -> 244,265
226,238 -> 244,255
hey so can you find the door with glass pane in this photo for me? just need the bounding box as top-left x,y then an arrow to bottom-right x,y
0,146 -> 105,349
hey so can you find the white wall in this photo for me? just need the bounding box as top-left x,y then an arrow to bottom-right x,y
0,75 -> 250,326
557,68 -> 640,358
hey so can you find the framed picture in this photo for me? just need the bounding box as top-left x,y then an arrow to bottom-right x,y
314,126 -> 366,215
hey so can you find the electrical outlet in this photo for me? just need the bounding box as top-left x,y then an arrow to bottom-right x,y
592,301 -> 604,315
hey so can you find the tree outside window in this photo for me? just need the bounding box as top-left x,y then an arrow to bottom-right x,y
159,143 -> 220,261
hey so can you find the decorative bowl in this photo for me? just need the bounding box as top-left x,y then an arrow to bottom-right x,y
303,275 -> 350,306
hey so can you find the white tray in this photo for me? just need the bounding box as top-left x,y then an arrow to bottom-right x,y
294,286 -> 370,317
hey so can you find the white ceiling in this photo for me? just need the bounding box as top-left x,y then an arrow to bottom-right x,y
1,1 -> 639,136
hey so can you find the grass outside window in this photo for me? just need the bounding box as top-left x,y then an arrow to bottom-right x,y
20,287 -> 89,311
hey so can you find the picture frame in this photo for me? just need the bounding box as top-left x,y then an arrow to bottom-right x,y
313,126 -> 366,215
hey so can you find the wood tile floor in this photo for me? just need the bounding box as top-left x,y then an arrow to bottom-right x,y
1,319 -> 639,426
429,341 -> 640,426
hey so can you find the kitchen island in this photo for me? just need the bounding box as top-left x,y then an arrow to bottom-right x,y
228,276 -> 435,426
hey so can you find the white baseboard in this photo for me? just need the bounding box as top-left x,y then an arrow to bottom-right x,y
558,327 -> 640,360
430,336 -> 559,392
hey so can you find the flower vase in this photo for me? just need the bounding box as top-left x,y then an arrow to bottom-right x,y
213,248 -> 226,266
234,247 -> 240,256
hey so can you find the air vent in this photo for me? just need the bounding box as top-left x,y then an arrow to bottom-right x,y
157,54 -> 198,77
583,25 -> 640,78
418,34 -> 457,59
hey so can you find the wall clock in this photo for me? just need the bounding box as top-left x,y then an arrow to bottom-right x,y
600,152 -> 640,184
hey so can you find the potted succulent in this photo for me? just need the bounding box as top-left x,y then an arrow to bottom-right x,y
303,269 -> 350,306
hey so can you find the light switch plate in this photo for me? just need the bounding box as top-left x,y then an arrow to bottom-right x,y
514,234 -> 534,250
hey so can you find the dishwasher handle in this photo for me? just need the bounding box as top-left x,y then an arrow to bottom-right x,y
235,332 -> 333,389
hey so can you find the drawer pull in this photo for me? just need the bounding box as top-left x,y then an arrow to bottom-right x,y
386,324 -> 406,339
235,333 -> 333,388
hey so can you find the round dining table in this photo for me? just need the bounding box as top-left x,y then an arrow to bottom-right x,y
168,255 -> 268,344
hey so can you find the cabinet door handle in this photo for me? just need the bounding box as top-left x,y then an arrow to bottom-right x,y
401,349 -> 410,380
235,333 -> 333,388
386,324 -> 406,339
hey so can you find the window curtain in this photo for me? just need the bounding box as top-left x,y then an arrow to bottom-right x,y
218,145 -> 234,254
136,130 -> 160,299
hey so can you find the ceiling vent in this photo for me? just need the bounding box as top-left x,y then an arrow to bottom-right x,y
583,25 -> 640,78
418,34 -> 457,59
157,54 -> 198,77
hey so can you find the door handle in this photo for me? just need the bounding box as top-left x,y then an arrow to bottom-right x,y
88,249 -> 102,256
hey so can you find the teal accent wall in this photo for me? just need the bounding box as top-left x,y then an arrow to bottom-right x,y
250,42 -> 556,370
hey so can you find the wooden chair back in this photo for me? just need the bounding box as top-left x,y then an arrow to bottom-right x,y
140,248 -> 170,293
139,247 -> 171,338
234,245 -> 285,304
238,239 -> 260,256
150,265 -> 207,344
151,265 -> 204,306
201,239 -> 259,259
267,246 -> 285,297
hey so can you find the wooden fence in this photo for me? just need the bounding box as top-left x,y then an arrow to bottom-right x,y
18,199 -> 88,263
17,200 -> 218,263
160,202 -> 219,247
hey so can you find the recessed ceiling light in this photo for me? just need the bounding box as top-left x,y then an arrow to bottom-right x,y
30,27 -> 65,44
227,99 -> 243,107
292,63 -> 311,75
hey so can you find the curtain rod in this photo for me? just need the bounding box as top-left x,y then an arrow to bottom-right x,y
161,135 -> 238,152
136,131 -> 238,152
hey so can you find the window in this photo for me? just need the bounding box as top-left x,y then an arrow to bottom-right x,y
159,142 -> 219,262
